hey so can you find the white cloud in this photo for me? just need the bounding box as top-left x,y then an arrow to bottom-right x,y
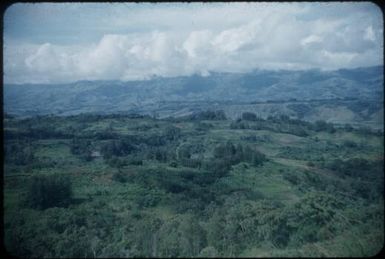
364,25 -> 376,41
183,30 -> 213,58
4,2 -> 383,84
301,35 -> 323,46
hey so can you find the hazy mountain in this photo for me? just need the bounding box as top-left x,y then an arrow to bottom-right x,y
4,66 -> 383,127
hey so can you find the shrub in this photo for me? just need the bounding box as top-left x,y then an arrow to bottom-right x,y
282,192 -> 346,245
26,175 -> 72,209
343,140 -> 358,148
169,161 -> 178,167
199,246 -> 218,257
189,110 -> 227,121
180,158 -> 202,168
106,156 -> 128,168
344,123 -> 354,132
306,161 -> 315,167
283,172 -> 300,185
101,139 -> 136,159
137,193 -> 161,208
195,122 -> 213,131
213,142 -> 266,167
241,112 -> 257,121
313,120 -> 336,133
112,170 -> 128,183
5,142 -> 35,166
128,158 -> 143,165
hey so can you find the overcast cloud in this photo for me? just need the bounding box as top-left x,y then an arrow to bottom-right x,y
4,2 -> 383,84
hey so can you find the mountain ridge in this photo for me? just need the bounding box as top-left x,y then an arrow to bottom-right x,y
4,66 -> 384,128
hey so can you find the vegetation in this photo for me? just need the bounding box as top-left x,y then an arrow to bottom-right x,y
4,112 -> 384,257
26,175 -> 72,210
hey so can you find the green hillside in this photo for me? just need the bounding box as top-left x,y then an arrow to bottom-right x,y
4,112 -> 384,257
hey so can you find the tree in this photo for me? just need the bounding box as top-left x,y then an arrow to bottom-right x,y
5,141 -> 35,166
344,123 -> 354,132
132,217 -> 163,257
178,215 -> 207,256
190,110 -> 227,120
164,126 -> 181,141
207,208 -> 226,252
213,141 -> 236,158
199,246 -> 218,257
241,112 -> 257,121
70,138 -> 93,161
313,120 -> 335,133
152,215 -> 207,257
26,175 -> 72,210
101,139 -> 135,159
282,192 -> 345,245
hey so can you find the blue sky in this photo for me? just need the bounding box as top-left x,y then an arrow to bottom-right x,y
4,2 -> 383,84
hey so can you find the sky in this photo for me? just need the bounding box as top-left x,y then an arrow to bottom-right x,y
3,2 -> 383,84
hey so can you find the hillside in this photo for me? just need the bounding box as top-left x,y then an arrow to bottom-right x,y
4,66 -> 383,128
4,112 -> 384,257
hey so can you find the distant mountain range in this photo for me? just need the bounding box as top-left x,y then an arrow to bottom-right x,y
4,66 -> 384,128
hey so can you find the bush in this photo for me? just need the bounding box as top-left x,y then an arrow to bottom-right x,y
306,161 -> 315,167
128,158 -> 143,165
204,158 -> 232,178
164,126 -> 182,141
137,193 -> 161,208
180,158 -> 202,168
4,141 -> 35,166
101,139 -> 136,159
282,192 -> 346,245
199,246 -> 218,257
26,175 -> 72,209
189,110 -> 227,121
169,161 -> 178,167
241,112 -> 257,121
106,156 -> 128,168
344,123 -> 354,132
213,142 -> 266,167
343,140 -> 358,148
195,122 -> 213,131
283,172 -> 300,185
112,170 -> 128,183
313,120 -> 336,133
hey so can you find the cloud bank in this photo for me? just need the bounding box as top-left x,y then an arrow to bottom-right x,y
4,2 -> 383,84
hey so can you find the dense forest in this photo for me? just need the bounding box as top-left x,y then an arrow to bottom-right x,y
4,111 -> 384,257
